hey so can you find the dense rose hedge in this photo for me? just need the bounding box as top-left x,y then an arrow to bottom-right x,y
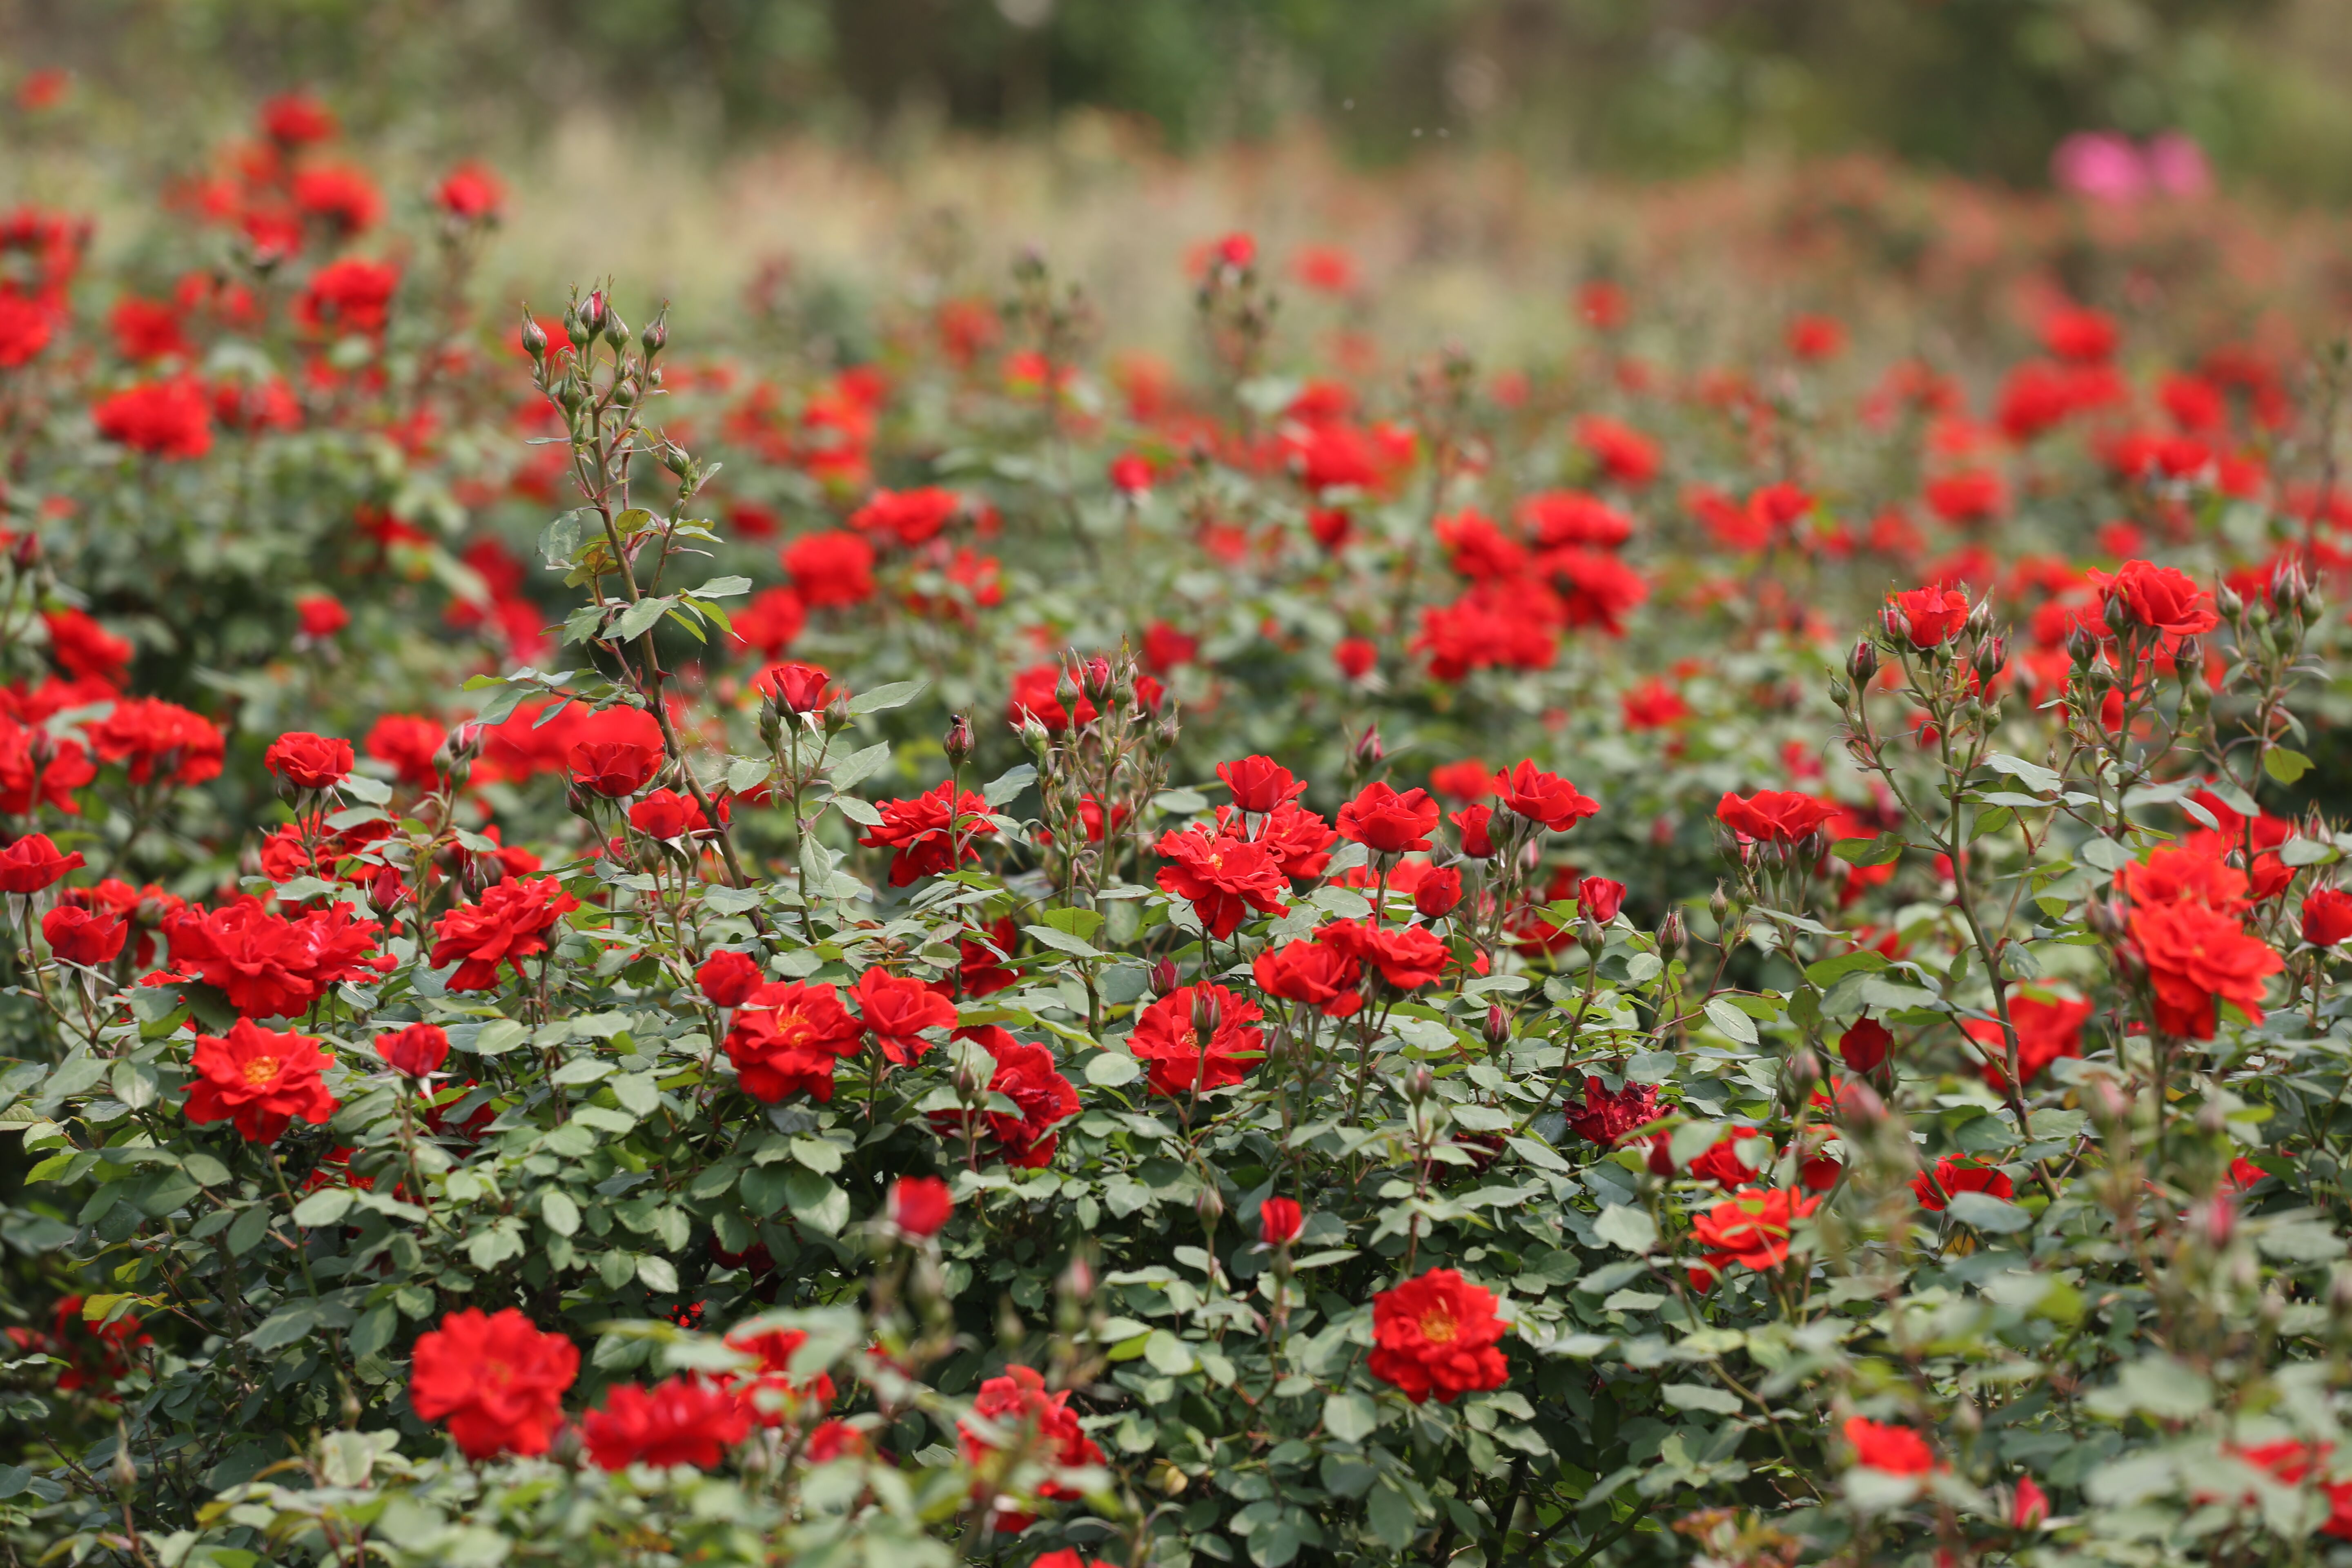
5,93 -> 2352,1568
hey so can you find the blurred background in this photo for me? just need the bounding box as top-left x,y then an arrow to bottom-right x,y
4,0 -> 2350,361
6,0 -> 2351,194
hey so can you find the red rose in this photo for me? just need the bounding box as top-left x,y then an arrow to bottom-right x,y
628,787 -> 696,840
1452,804 -> 1494,858
1688,1185 -> 1820,1290
374,1022 -> 450,1078
183,1018 -> 337,1143
927,1028 -> 1079,1168
1964,993 -> 2092,1088
1577,876 -> 1627,923
1336,782 -> 1441,854
0,833 -> 84,893
806,1420 -> 867,1463
1911,1156 -> 2014,1212
851,968 -> 957,1064
1414,865 -> 1465,918
2103,558 -> 2218,638
2128,900 -> 2280,1039
860,781 -> 996,886
1496,760 -> 1599,832
1885,586 -> 1970,647
408,1307 -> 578,1460
1566,1075 -> 1662,1148
1252,937 -> 1364,1018
1154,825 -> 1290,938
848,485 -> 963,547
42,904 -> 124,966
1368,1268 -> 1509,1404
722,1325 -> 837,1427
583,1375 -> 750,1471
1845,1417 -> 1936,1476
435,160 -> 505,220
365,715 -> 444,788
93,376 -> 212,459
42,608 -> 132,684
724,981 -> 863,1102
1333,636 -> 1377,679
294,594 -> 349,639
428,876 -> 580,992
1258,1197 -> 1303,1247
165,898 -> 388,1018
2304,887 -> 2352,947
1838,1017 -> 1893,1074
1318,919 -> 1448,991
1255,801 -> 1336,880
89,697 -> 224,786
782,530 -> 876,608
264,731 -> 354,791
1130,984 -> 1265,1097
958,1363 -> 1103,1499
570,740 -> 659,797
1716,790 -> 1837,844
1216,754 -> 1306,814
756,661 -> 833,715
697,949 -> 765,1008
0,714 -> 96,815
888,1175 -> 953,1237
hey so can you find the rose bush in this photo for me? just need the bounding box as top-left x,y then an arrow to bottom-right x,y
4,93 -> 2352,1568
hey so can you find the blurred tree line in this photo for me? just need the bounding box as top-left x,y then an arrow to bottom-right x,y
5,0 -> 2351,196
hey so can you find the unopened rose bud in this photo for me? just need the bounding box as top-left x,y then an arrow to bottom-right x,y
1406,1064 -> 1434,1103
954,1058 -> 989,1100
1657,908 -> 1686,961
2066,626 -> 2098,668
564,306 -> 592,350
1483,1003 -> 1510,1049
641,312 -> 668,356
1827,679 -> 1851,708
1059,1253 -> 1096,1301
2103,592 -> 2133,639
1578,915 -> 1606,959
1838,1078 -> 1886,1128
1788,1048 -> 1822,1091
2092,1077 -> 2132,1127
519,311 -> 548,360
1974,634 -> 2008,683
368,865 -> 405,918
1878,604 -> 1912,645
944,713 -> 974,767
1353,724 -> 1385,768
10,532 -> 38,570
2216,583 -> 2244,621
1081,656 -> 1113,702
822,691 -> 853,735
602,307 -> 629,349
1195,1185 -> 1225,1226
1149,957 -> 1179,998
1710,883 -> 1731,925
1965,597 -> 1994,641
1846,638 -> 1880,685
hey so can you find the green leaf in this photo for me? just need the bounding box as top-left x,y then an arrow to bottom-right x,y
696,575 -> 752,598
1594,1205 -> 1656,1254
1804,949 -> 1889,987
2265,747 -> 2313,786
541,1189 -> 581,1237
611,595 -> 673,643
1085,1051 -> 1140,1087
1661,1382 -> 1742,1415
784,1169 -> 849,1235
637,1254 -> 679,1293
1832,834 -> 1905,867
1982,753 -> 2062,794
848,679 -> 927,716
1025,923 -> 1104,959
1945,1191 -> 2033,1233
1321,1390 -> 1380,1442
1702,996 -> 1758,1045
472,1018 -> 529,1056
291,1188 -> 354,1228
348,1302 -> 398,1359
1144,1330 -> 1196,1374
984,764 -> 1036,806
246,1302 -> 325,1351
739,1165 -> 789,1216
790,1137 -> 844,1175
1366,1481 -> 1417,1550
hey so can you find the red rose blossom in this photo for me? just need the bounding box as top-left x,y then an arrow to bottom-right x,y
0,833 -> 84,893
1368,1268 -> 1509,1404
375,1022 -> 450,1078
183,1018 -> 337,1143
2102,558 -> 2218,639
1258,1196 -> 1303,1246
428,876 -> 580,992
1911,1156 -> 2015,1212
888,1175 -> 953,1237
852,967 -> 958,1064
1845,1417 -> 1936,1475
697,949 -> 766,1008
570,740 -> 659,797
42,904 -> 124,966
1336,781 -> 1441,854
408,1307 -> 577,1460
584,1375 -> 751,1471
264,731 -> 354,791
724,980 -> 863,1102
1716,789 -> 1837,844
1130,984 -> 1265,1096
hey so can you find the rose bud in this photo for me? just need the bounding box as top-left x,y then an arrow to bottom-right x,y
697,949 -> 765,1009
376,1022 -> 451,1078
888,1175 -> 953,1238
1258,1197 -> 1303,1247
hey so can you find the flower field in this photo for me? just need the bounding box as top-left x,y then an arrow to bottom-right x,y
7,89 -> 2352,1568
